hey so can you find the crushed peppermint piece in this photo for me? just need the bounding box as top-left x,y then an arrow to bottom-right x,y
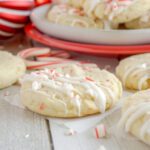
65,128 -> 77,136
39,103 -> 46,111
4,91 -> 10,96
93,124 -> 107,139
85,77 -> 94,82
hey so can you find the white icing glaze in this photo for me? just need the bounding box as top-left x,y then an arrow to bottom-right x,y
32,81 -> 41,91
98,84 -> 115,106
118,102 -> 150,141
88,0 -> 102,16
70,19 -> 89,27
50,4 -> 85,26
118,103 -> 143,128
125,104 -> 150,131
138,75 -> 150,90
103,20 -> 112,30
122,63 -> 150,89
104,0 -> 134,21
74,95 -> 81,116
140,11 -> 150,23
140,119 -> 150,140
58,76 -> 107,113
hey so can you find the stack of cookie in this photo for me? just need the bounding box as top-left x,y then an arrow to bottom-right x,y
48,0 -> 150,29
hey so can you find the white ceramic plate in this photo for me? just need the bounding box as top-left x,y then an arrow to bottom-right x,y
30,4 -> 150,45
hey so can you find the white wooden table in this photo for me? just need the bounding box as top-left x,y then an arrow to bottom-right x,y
0,34 -> 149,150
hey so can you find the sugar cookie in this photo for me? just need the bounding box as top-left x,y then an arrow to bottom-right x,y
21,63 -> 122,117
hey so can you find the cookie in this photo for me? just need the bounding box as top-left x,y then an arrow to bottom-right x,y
47,4 -> 103,28
116,53 -> 150,90
83,0 -> 150,25
125,10 -> 150,29
0,51 -> 26,89
111,0 -> 150,24
20,63 -> 122,118
118,90 -> 150,145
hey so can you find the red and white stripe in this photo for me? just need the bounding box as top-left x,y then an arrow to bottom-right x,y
0,0 -> 34,39
17,47 -> 71,70
93,124 -> 107,139
0,0 -> 35,10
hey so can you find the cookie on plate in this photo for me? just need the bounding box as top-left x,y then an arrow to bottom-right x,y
116,53 -> 150,90
0,51 -> 26,89
118,90 -> 150,145
125,10 -> 150,29
83,0 -> 150,24
83,0 -> 119,29
20,63 -> 122,118
47,4 -> 103,28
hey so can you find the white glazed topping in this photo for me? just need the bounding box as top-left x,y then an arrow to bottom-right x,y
88,0 -> 102,16
140,11 -> 150,23
70,19 -> 90,27
118,102 -> 150,141
50,4 -> 79,17
120,61 -> 150,90
88,0 -> 134,20
50,4 -> 89,27
22,68 -> 116,115
140,119 -> 150,139
105,0 -> 135,20
105,0 -> 134,20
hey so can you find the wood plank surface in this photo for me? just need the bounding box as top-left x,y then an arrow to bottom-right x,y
0,90 -> 52,150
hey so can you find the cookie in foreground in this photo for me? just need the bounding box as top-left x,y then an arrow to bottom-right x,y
118,90 -> 150,146
20,63 -> 122,118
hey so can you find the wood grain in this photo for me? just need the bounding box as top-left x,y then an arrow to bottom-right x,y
0,95 -> 52,150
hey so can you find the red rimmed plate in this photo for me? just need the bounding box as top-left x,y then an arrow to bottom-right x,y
25,24 -> 150,56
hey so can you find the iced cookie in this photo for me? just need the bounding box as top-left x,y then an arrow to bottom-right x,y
0,51 -> 26,89
20,63 -> 122,118
116,53 -> 150,90
83,0 -> 150,25
125,10 -> 150,29
118,90 -> 150,145
47,4 -> 103,28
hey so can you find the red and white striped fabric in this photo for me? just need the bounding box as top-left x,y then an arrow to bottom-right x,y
0,0 -> 34,39
0,0 -> 51,40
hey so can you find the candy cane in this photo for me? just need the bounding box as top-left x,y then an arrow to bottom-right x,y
17,47 -> 71,70
93,124 -> 107,139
